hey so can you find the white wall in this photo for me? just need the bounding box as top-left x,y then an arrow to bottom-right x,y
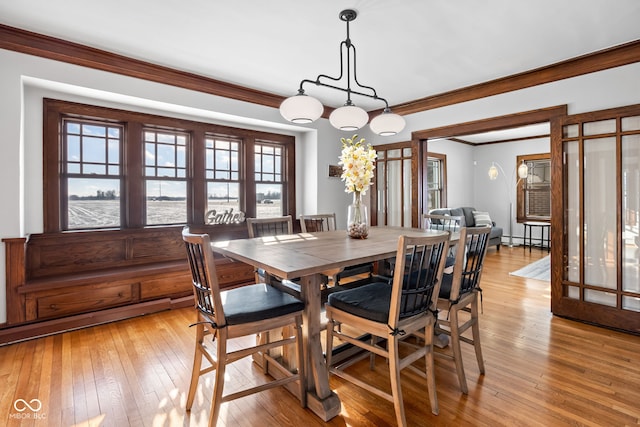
1,45 -> 639,323
474,138 -> 550,244
427,139 -> 475,208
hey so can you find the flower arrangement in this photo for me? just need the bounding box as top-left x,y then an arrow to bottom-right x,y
338,135 -> 377,195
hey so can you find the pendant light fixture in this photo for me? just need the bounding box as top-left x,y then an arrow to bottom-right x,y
279,9 -> 405,136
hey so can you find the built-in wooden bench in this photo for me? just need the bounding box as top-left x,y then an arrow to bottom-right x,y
1,225 -> 255,345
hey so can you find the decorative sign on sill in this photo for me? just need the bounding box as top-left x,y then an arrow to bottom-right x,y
206,209 -> 246,225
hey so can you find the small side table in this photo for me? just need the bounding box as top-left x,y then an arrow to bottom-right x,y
523,221 -> 550,252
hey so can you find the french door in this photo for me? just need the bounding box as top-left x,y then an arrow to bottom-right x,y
552,104 -> 640,333
371,142 -> 415,227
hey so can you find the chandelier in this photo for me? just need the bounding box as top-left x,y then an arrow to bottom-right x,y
279,9 -> 406,136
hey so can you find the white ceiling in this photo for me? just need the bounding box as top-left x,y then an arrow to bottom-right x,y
1,0 -> 639,114
453,123 -> 550,144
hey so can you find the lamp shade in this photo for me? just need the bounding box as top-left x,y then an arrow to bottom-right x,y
279,94 -> 324,124
488,163 -> 499,180
329,105 -> 369,131
517,162 -> 529,179
369,111 -> 406,136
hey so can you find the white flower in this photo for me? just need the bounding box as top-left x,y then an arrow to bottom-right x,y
338,135 -> 377,195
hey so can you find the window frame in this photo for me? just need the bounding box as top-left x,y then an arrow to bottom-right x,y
516,153 -> 551,222
425,152 -> 447,210
43,98 -> 295,232
61,118 -> 125,230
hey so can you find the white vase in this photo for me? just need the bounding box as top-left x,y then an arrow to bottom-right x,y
347,191 -> 369,239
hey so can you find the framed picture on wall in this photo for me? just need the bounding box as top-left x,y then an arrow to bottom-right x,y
328,164 -> 342,178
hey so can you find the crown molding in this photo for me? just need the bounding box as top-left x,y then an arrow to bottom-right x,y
0,23 -> 285,108
1,24 -> 638,117
380,39 -> 640,117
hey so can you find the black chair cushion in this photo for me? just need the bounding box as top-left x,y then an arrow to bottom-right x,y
445,256 -> 455,268
439,273 -> 476,299
439,273 -> 453,299
327,281 -> 392,323
222,283 -> 304,325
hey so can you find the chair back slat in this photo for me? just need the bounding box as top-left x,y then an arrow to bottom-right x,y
182,228 -> 225,325
459,227 -> 491,295
247,215 -> 293,238
447,226 -> 491,300
299,213 -> 337,233
389,233 -> 450,323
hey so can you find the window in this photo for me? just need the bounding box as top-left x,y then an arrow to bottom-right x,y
63,119 -> 123,230
206,135 -> 241,219
144,129 -> 188,225
255,141 -> 285,217
426,153 -> 447,210
516,154 -> 551,222
44,99 -> 295,232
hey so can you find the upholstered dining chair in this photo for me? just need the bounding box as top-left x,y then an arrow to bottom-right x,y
434,225 -> 491,394
325,233 -> 450,426
182,228 -> 306,426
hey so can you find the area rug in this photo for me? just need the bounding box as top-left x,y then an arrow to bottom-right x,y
509,255 -> 550,281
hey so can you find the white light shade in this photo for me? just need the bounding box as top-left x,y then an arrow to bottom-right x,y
369,111 -> 406,136
488,164 -> 499,180
329,105 -> 369,131
279,94 -> 324,124
517,162 -> 529,179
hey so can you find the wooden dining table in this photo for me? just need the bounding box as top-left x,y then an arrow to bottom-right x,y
211,225 -> 451,421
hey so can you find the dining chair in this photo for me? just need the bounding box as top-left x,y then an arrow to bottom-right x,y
423,213 -> 464,232
182,228 -> 306,426
378,213 -> 461,279
325,233 -> 450,426
434,225 -> 491,394
299,213 -> 374,290
246,215 -> 301,295
299,213 -> 336,233
247,215 -> 294,238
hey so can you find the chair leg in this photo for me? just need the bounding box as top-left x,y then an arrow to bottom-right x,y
186,323 -> 205,410
470,298 -> 485,375
450,307 -> 469,394
325,318 -> 334,368
424,322 -> 439,415
209,329 -> 228,427
369,334 -> 376,370
295,319 -> 307,407
281,326 -> 295,370
258,330 -> 270,374
388,336 -> 407,427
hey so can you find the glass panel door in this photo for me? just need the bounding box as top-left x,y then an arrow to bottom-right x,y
555,105 -> 640,333
583,136 -> 616,292
371,143 -> 413,227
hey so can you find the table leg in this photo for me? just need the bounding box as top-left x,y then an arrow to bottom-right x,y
300,273 -> 341,421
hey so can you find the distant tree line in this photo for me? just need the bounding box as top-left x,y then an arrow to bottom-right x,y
69,190 -> 118,200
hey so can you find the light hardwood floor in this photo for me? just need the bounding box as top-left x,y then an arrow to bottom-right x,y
1,247 -> 639,426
